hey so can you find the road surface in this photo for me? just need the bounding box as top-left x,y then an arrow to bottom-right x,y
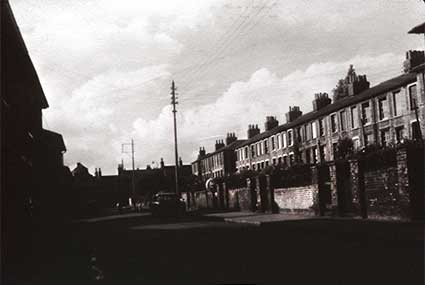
24,213 -> 425,284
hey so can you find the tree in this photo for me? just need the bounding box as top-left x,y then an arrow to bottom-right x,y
335,137 -> 354,159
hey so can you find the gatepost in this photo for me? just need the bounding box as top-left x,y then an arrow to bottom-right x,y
255,175 -> 268,212
310,166 -> 320,215
222,182 -> 229,209
348,158 -> 367,218
246,178 -> 257,212
396,144 -> 424,220
328,161 -> 338,213
265,175 -> 278,213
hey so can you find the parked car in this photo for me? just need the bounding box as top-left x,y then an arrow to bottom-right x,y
150,193 -> 186,217
115,202 -> 134,214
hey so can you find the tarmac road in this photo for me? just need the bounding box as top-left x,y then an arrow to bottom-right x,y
22,212 -> 424,285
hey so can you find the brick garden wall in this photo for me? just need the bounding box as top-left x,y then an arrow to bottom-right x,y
363,166 -> 401,219
227,188 -> 253,211
193,191 -> 208,209
274,185 -> 316,213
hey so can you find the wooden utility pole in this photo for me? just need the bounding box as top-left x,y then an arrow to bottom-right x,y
122,139 -> 136,205
171,80 -> 180,196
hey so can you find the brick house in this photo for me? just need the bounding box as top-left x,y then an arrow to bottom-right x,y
235,54 -> 424,172
192,133 -> 246,181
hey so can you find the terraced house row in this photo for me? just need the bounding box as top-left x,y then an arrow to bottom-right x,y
192,45 -> 425,180
235,58 -> 424,172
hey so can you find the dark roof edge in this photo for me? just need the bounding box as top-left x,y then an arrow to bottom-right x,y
191,139 -> 247,163
5,0 -> 48,109
408,22 -> 425,34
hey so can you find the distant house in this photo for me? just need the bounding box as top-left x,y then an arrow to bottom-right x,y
191,132 -> 247,181
117,157 -> 192,198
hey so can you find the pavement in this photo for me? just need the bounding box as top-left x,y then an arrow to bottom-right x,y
201,210 -> 425,241
202,211 -> 315,225
76,212 -> 150,223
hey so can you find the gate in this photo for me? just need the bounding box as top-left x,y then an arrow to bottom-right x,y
318,164 -> 332,216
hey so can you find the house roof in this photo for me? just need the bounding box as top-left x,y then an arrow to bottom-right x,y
4,0 -> 48,109
408,22 -> 425,34
40,129 -> 66,152
192,139 -> 247,163
236,72 -> 417,149
72,162 -> 91,176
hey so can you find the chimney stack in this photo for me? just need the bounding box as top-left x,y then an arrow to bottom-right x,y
403,50 -> 425,73
215,140 -> 225,151
198,147 -> 206,159
160,157 -> 165,169
285,106 -> 302,123
312,93 -> 332,111
179,157 -> 183,167
264,116 -> 279,131
225,132 -> 238,145
247,124 -> 261,139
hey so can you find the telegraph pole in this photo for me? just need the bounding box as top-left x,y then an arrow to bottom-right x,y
171,80 -> 180,196
122,139 -> 136,205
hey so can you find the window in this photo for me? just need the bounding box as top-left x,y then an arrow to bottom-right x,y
272,158 -> 276,165
312,122 -> 317,139
283,156 -> 288,166
332,143 -> 338,157
264,140 -> 269,154
305,149 -> 311,164
412,121 -> 421,140
289,153 -> 294,165
353,137 -> 361,150
331,114 -> 337,133
287,130 -> 293,146
283,132 -> 287,148
380,129 -> 389,146
312,147 -> 318,164
306,124 -> 311,141
319,119 -> 325,136
409,85 -> 417,110
340,111 -> 346,131
350,106 -> 358,129
271,136 -> 276,150
361,102 -> 371,124
378,97 -> 389,120
297,127 -> 302,142
244,147 -> 249,159
251,145 -> 255,157
278,157 -> 282,165
392,91 -> 406,116
364,133 -> 373,146
395,126 -> 404,143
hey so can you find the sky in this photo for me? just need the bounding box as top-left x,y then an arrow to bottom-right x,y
10,0 -> 425,174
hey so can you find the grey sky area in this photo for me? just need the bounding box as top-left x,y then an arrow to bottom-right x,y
10,0 -> 424,174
